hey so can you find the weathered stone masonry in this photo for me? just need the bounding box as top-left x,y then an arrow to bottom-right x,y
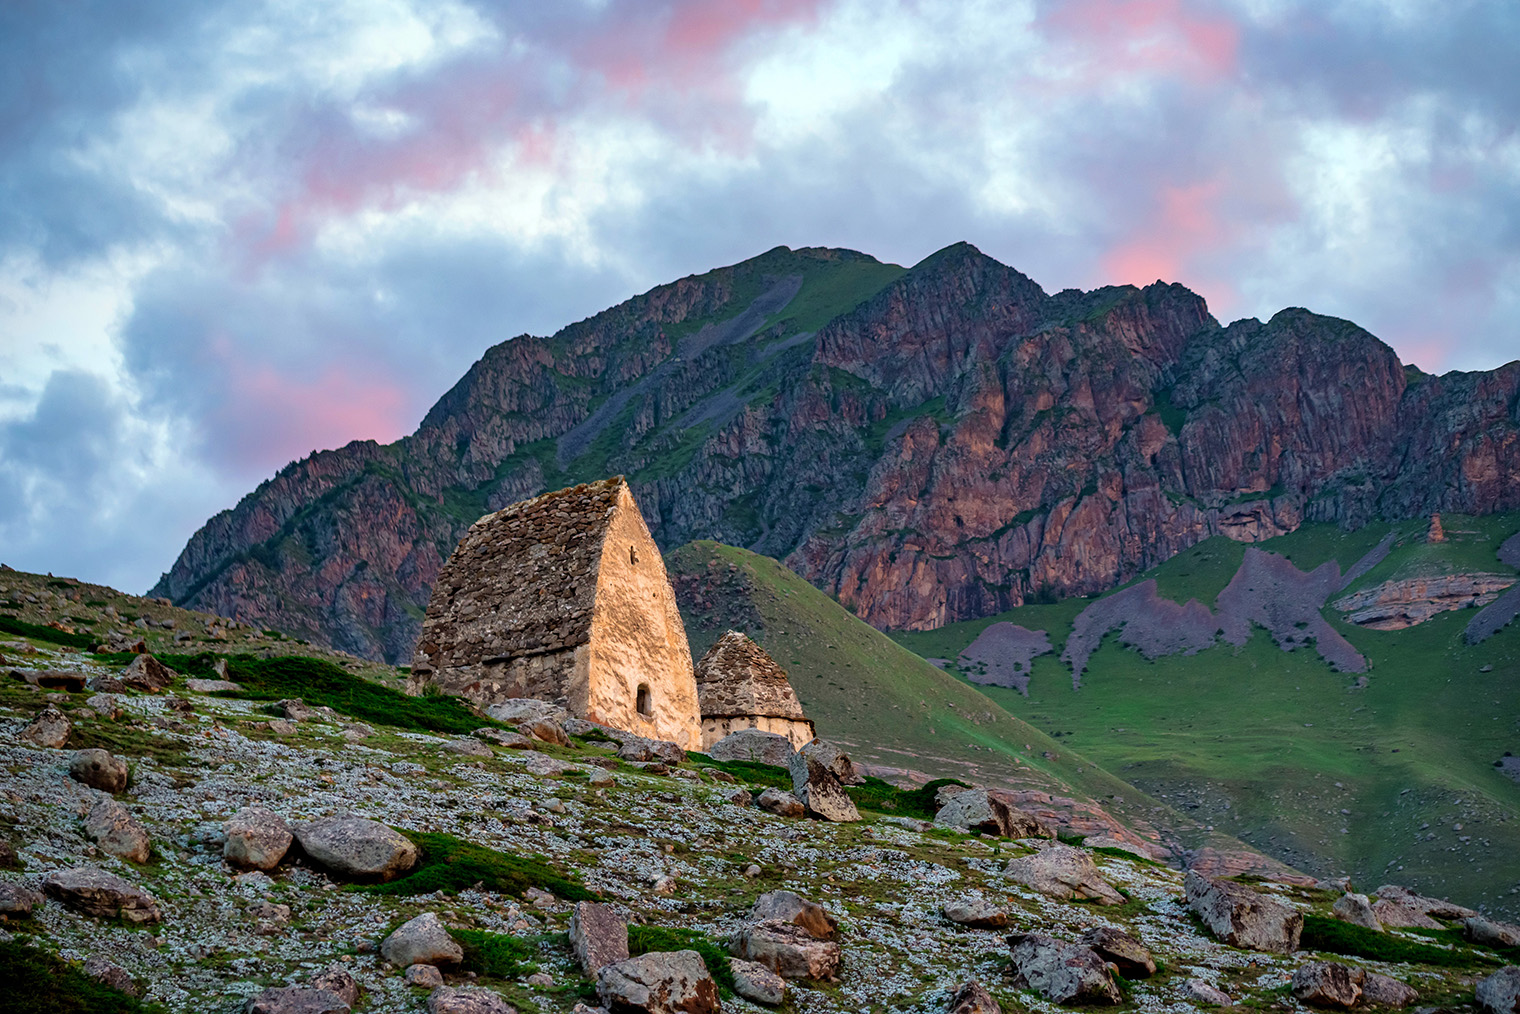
410,477 -> 702,748
694,630 -> 815,751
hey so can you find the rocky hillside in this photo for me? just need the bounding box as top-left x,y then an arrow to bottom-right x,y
7,569 -> 1520,1014
150,243 -> 1520,662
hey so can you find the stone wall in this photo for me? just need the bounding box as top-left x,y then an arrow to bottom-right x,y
583,483 -> 702,748
701,715 -> 815,751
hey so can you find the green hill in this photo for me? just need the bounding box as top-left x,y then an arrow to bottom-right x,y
666,540 -> 1297,867
889,514 -> 1520,915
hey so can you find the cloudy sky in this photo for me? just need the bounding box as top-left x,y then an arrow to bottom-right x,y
2,0 -> 1517,594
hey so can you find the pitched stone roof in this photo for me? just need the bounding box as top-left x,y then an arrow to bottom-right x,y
420,477 -> 625,663
695,630 -> 807,720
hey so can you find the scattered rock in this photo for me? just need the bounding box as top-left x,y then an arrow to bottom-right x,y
935,789 -> 1050,839
596,949 -> 720,1014
942,898 -> 1008,929
0,882 -> 40,916
1374,884 -> 1476,925
268,719 -> 298,736
15,669 -> 87,692
788,740 -> 860,822
722,787 -> 751,806
732,958 -> 786,1006
250,901 -> 292,935
588,768 -> 616,788
708,729 -> 795,767
1185,980 -> 1232,1007
1081,926 -> 1155,977
947,980 -> 1001,1014
522,753 -> 579,778
42,867 -> 161,923
1361,972 -> 1419,1008
755,787 -> 804,818
1468,916 -> 1520,948
617,737 -> 685,766
484,699 -> 570,725
427,985 -> 517,1013
443,738 -> 493,757
83,955 -> 139,996
521,719 -> 572,747
185,678 -> 241,693
752,890 -> 838,940
1185,869 -> 1303,953
225,807 -> 294,870
16,705 -> 71,748
731,921 -> 842,981
84,693 -> 121,719
1292,962 -> 1364,1008
1477,967 -> 1520,1014
68,748 -> 129,793
84,798 -> 152,864
381,912 -> 464,968
570,901 -> 630,974
310,964 -> 360,1006
406,964 -> 446,988
1333,893 -> 1383,932
1004,844 -> 1124,905
276,699 -> 316,721
293,815 -> 418,882
474,728 -> 534,749
114,654 -> 177,692
1007,933 -> 1121,1005
244,986 -> 351,1014
0,839 -> 16,869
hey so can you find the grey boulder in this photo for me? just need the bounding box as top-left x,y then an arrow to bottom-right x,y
1004,844 -> 1124,905
617,737 -> 685,766
1185,870 -> 1303,954
293,815 -> 418,881
751,890 -> 837,940
708,729 -> 795,767
788,741 -> 860,822
0,882 -> 40,915
935,790 -> 1049,839
1291,961 -> 1418,1010
1007,933 -> 1121,1005
381,912 -> 463,968
947,980 -> 1001,1014
225,807 -> 293,870
244,986 -> 351,1014
731,957 -> 786,1005
1469,916 -> 1520,948
1332,893 -> 1382,932
1080,926 -> 1155,978
1477,967 -> 1520,1014
730,921 -> 842,981
426,986 -> 517,1013
942,898 -> 1008,929
1185,980 -> 1232,1006
755,787 -> 804,818
597,950 -> 720,1014
571,901 -> 630,974
68,749 -> 129,793
42,867 -> 161,923
16,705 -> 71,748
84,798 -> 152,864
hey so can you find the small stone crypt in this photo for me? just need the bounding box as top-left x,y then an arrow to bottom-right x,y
410,477 -> 702,748
694,630 -> 815,751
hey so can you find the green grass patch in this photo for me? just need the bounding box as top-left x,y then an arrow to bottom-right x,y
627,925 -> 736,998
106,652 -> 487,735
0,940 -> 167,1013
455,929 -> 541,979
1300,915 -> 1496,969
0,616 -> 96,651
358,831 -> 596,901
690,755 -> 793,790
65,724 -> 191,769
847,777 -> 969,820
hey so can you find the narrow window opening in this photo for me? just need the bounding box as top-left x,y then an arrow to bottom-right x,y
629,545 -> 639,565
636,683 -> 652,716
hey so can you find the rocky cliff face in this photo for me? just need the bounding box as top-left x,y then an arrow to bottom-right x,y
152,244 -> 1520,661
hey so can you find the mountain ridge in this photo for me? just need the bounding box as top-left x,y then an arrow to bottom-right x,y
151,242 -> 1520,662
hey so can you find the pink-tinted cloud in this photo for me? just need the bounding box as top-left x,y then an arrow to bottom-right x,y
230,1 -> 824,269
1099,179 -> 1244,318
212,357 -> 411,471
1039,0 -> 1239,88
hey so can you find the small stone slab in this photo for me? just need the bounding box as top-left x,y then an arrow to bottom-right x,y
42,867 -> 161,923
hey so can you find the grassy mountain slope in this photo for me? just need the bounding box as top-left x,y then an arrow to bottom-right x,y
666,540 -> 1295,865
890,514 -> 1520,915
